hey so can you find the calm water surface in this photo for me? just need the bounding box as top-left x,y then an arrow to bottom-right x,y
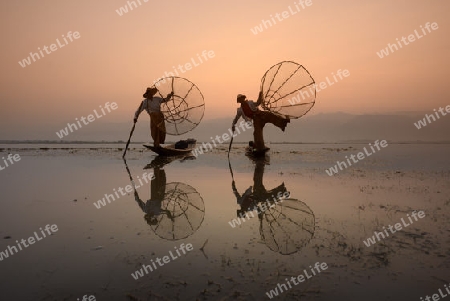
0,144 -> 449,300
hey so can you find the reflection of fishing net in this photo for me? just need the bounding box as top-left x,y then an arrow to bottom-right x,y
260,61 -> 315,119
152,77 -> 205,135
260,198 -> 315,255
151,182 -> 205,240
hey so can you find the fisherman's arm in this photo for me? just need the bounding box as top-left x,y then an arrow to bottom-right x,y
162,92 -> 174,103
231,109 -> 242,131
133,190 -> 146,212
256,91 -> 264,106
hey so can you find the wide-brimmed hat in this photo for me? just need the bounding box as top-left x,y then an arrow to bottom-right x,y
143,87 -> 158,98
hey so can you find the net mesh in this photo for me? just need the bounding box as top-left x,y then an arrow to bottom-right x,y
152,77 -> 205,135
260,61 -> 316,119
260,198 -> 315,255
150,182 -> 205,241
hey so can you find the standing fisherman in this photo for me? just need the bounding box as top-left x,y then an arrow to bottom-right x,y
231,92 -> 290,153
134,87 -> 173,148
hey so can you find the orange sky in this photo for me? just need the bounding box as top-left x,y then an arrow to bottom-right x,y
1,0 -> 449,131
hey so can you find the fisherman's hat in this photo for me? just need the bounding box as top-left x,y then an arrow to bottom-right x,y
143,87 -> 158,98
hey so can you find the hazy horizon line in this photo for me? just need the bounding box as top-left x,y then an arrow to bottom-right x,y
1,140 -> 450,145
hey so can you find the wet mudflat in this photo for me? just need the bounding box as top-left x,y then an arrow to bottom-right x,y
0,144 -> 449,300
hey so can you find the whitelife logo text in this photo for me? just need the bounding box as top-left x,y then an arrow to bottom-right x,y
18,31 -> 81,68
56,102 -> 118,139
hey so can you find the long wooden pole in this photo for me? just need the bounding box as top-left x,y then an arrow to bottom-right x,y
122,122 -> 136,158
227,127 -> 235,158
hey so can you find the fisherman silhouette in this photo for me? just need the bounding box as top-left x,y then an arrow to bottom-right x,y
134,157 -> 174,225
123,156 -> 205,240
134,87 -> 174,148
232,157 -> 288,219
230,157 -> 315,255
231,92 -> 290,154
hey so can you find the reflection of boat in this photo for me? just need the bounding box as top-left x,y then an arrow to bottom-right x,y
123,156 -> 205,241
230,157 -> 315,254
144,139 -> 197,157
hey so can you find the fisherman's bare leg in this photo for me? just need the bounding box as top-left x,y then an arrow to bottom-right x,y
259,111 -> 289,131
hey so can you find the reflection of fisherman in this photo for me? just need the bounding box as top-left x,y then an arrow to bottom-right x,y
134,87 -> 174,148
232,158 -> 288,218
133,164 -> 173,225
124,156 -> 204,242
232,181 -> 256,217
231,92 -> 290,152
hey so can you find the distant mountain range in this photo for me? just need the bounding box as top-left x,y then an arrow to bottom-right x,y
1,112 -> 449,143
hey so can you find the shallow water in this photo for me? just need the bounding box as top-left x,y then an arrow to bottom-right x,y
0,144 -> 449,300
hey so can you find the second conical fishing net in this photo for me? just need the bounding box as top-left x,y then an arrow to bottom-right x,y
260,198 -> 315,255
260,61 -> 316,119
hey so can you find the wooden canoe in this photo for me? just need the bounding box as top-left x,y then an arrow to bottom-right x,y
144,142 -> 196,156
